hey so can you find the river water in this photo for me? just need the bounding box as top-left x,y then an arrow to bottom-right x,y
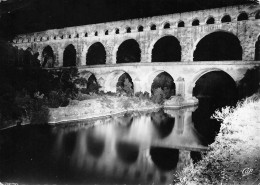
0,98 -> 224,184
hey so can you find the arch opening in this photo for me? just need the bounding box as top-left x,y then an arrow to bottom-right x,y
151,72 -> 175,99
42,45 -> 55,68
192,71 -> 237,103
63,44 -> 76,67
116,39 -> 141,63
237,12 -> 248,21
221,14 -> 231,23
192,19 -> 200,26
206,17 -> 215,24
192,71 -> 238,144
126,27 -> 131,33
78,72 -> 100,94
164,22 -> 170,29
115,28 -> 119,34
255,36 -> 260,61
116,72 -> 134,95
193,31 -> 242,61
151,24 -> 156,30
178,21 -> 185,27
138,25 -> 143,32
152,36 -> 181,62
150,147 -> 179,171
86,42 -> 106,65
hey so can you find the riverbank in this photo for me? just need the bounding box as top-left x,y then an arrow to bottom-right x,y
175,93 -> 260,185
48,95 -> 161,124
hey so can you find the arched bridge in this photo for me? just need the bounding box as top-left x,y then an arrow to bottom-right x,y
12,4 -> 260,99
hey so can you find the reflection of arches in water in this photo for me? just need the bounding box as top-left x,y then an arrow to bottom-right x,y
151,109 -> 175,139
63,132 -> 77,156
150,147 -> 179,171
87,132 -> 105,158
116,141 -> 139,164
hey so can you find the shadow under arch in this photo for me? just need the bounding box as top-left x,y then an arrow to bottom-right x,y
192,70 -> 237,103
151,71 -> 175,98
150,146 -> 179,171
104,70 -> 134,93
116,39 -> 141,63
77,71 -> 100,94
193,31 -> 242,61
42,45 -> 55,68
86,42 -> 106,65
63,44 -> 76,67
191,70 -> 238,145
151,35 -> 181,62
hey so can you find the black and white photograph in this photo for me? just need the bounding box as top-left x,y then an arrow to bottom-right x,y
0,0 -> 260,184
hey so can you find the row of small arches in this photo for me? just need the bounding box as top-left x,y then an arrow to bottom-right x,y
16,10 -> 260,43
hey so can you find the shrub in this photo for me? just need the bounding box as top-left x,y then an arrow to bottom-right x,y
135,91 -> 150,100
123,78 -> 134,96
47,90 -> 69,108
122,99 -> 132,109
151,88 -> 165,104
28,92 -> 50,124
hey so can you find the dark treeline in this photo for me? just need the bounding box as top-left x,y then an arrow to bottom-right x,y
0,0 -> 258,39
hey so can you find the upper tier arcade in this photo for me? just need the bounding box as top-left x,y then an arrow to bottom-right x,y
12,4 -> 260,67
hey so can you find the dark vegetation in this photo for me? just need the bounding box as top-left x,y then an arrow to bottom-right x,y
0,42 -> 174,127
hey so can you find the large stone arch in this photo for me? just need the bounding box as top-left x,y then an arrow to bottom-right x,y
188,68 -> 236,94
116,39 -> 141,63
104,70 -> 135,93
143,70 -> 175,96
78,71 -> 100,93
193,30 -> 242,61
86,42 -> 106,65
187,68 -> 236,99
63,44 -> 76,67
150,35 -> 181,62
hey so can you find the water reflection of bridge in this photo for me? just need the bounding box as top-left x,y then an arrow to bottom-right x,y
53,107 -> 206,184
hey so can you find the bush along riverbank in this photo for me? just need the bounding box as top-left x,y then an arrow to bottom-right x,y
175,93 -> 260,185
48,94 -> 161,124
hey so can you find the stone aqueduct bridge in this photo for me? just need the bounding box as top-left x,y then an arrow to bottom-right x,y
13,4 -> 260,98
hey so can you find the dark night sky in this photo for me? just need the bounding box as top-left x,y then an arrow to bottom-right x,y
0,0 -> 258,39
